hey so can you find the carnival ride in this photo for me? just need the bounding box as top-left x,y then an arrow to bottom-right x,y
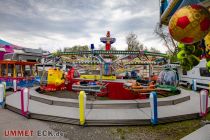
39,67 -> 66,91
38,31 -> 172,99
0,39 -> 51,90
33,61 -> 67,92
124,64 -> 180,95
0,60 -> 38,89
2,0 -> 210,128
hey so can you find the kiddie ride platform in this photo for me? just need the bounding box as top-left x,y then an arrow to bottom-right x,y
5,87 -> 210,126
70,78 -> 180,100
68,78 -> 146,100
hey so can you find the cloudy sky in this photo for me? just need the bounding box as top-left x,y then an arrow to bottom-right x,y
0,0 -> 166,52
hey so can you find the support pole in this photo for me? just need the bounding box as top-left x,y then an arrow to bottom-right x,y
149,64 -> 152,79
100,64 -> 102,83
192,79 -> 197,91
13,79 -> 17,92
79,91 -> 86,125
150,92 -> 158,125
21,88 -> 29,117
0,84 -> 5,108
200,89 -> 208,117
2,82 -> 6,99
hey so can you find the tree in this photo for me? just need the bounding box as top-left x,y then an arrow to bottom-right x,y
110,46 -> 117,51
126,32 -> 144,51
63,45 -> 89,58
144,47 -> 148,51
154,23 -> 178,54
166,50 -> 178,63
98,44 -> 105,50
154,23 -> 179,63
150,47 -> 160,53
64,45 -> 89,52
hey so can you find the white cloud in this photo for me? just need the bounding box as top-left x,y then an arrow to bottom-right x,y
0,0 -> 167,53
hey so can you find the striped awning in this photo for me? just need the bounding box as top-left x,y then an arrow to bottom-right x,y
65,60 -> 101,65
125,61 -> 157,65
161,0 -> 210,25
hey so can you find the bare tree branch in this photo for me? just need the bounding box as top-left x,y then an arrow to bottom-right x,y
126,32 -> 144,51
154,23 -> 177,54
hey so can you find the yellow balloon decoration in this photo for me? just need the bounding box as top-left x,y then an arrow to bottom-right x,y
205,32 -> 210,56
169,4 -> 210,44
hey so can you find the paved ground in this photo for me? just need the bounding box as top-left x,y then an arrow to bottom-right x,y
1,108 -> 208,140
0,109 -> 151,140
0,109 -> 67,140
181,124 -> 210,140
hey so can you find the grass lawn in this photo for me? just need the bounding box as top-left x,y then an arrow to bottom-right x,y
110,113 -> 210,140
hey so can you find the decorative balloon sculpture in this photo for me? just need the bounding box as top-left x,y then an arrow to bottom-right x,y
169,4 -> 210,44
177,42 -> 202,71
205,32 -> 210,70
205,32 -> 210,56
168,4 -> 210,71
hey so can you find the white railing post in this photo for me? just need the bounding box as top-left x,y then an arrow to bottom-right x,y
2,82 -> 6,98
0,84 -> 5,108
21,88 -> 30,117
13,79 -> 17,92
200,90 -> 208,117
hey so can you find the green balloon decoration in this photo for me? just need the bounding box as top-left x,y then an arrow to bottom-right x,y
193,47 -> 203,57
177,33 -> 210,72
177,43 -> 201,71
178,43 -> 185,50
188,55 -> 200,66
206,58 -> 210,62
177,50 -> 186,60
184,45 -> 195,54
207,61 -> 210,72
